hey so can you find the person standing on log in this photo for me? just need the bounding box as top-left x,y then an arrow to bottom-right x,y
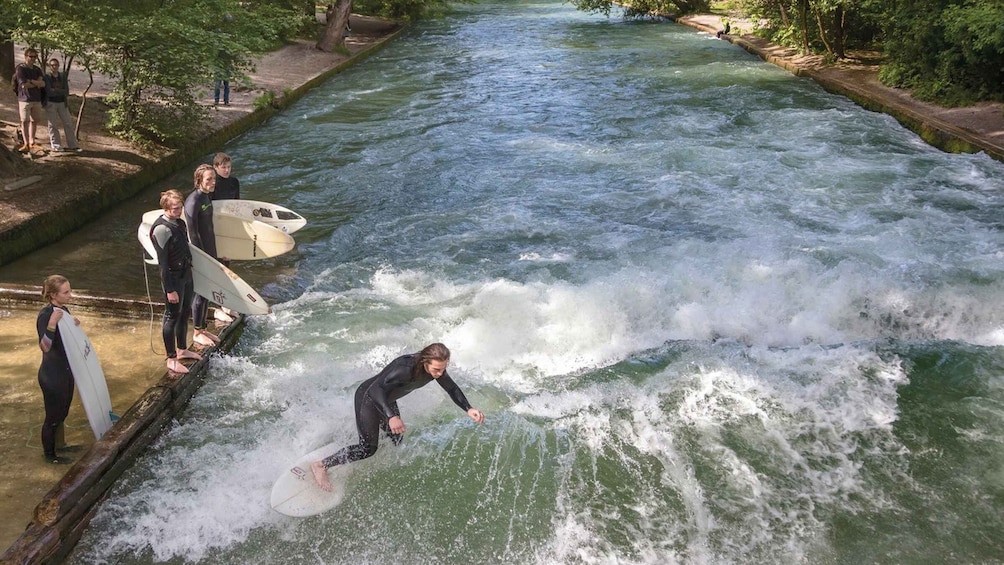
210,152 -> 240,324
151,189 -> 203,374
185,164 -> 225,347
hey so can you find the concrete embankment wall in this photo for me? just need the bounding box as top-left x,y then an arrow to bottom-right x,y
672,16 -> 1004,164
0,286 -> 245,565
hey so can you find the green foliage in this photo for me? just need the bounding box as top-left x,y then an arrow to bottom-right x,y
253,89 -> 279,111
738,0 -> 882,56
5,0 -> 307,146
881,0 -> 1004,105
567,0 -> 711,18
352,0 -> 461,21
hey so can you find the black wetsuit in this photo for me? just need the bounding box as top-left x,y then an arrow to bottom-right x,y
36,304 -> 74,458
150,214 -> 194,359
184,189 -> 216,330
212,175 -> 240,201
321,353 -> 473,468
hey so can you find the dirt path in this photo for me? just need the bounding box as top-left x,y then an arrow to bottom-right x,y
0,15 -> 401,237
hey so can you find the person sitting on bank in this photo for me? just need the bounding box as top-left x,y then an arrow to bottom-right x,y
717,20 -> 731,39
150,189 -> 203,374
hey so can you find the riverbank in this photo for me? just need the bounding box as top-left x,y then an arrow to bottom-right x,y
0,15 -> 405,267
676,14 -> 1004,162
3,14 -> 1002,269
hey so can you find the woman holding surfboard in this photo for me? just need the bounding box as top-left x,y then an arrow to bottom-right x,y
310,343 -> 485,492
150,189 -> 203,374
185,164 -> 225,348
36,275 -> 77,464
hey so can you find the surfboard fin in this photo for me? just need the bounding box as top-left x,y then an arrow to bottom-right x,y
109,411 -> 121,422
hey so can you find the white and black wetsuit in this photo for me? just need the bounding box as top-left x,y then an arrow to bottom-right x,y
36,304 -> 74,458
320,353 -> 473,468
150,214 -> 194,359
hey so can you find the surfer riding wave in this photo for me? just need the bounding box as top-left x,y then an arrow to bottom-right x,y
310,343 -> 485,491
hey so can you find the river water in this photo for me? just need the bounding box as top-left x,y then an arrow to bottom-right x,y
57,1 -> 1004,563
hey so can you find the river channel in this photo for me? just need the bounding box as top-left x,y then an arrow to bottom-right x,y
8,0 -> 1003,563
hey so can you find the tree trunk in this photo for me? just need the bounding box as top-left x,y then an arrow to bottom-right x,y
0,36 -> 14,81
316,0 -> 353,53
835,5 -> 846,59
777,0 -> 790,28
76,68 -> 94,140
813,3 -> 834,57
798,0 -> 810,55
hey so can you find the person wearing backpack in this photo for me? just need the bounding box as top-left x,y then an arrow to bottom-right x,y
43,58 -> 81,152
14,47 -> 46,153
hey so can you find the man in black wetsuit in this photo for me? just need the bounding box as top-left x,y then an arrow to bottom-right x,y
311,343 -> 485,491
210,152 -> 240,324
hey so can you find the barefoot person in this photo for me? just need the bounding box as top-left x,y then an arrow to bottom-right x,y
150,189 -> 203,373
36,275 -> 79,464
185,164 -> 225,347
210,152 -> 240,324
310,343 -> 485,491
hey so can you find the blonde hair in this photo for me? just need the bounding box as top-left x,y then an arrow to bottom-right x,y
213,152 -> 232,167
160,189 -> 184,210
41,275 -> 68,302
193,164 -> 215,189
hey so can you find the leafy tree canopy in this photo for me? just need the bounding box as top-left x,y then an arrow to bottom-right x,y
3,0 -> 306,145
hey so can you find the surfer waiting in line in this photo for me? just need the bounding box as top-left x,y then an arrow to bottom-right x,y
310,343 -> 485,491
210,152 -> 240,324
36,275 -> 79,464
185,164 -> 226,347
151,189 -> 203,374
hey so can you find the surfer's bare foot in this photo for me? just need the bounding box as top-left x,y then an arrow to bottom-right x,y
167,358 -> 190,374
214,308 -> 235,324
193,330 -> 220,347
310,460 -> 332,492
177,349 -> 202,361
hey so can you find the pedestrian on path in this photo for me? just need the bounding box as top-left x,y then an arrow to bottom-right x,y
14,48 -> 46,153
43,58 -> 82,152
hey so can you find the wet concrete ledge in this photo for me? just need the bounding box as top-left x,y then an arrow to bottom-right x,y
0,286 -> 246,565
672,16 -> 1004,164
0,284 -> 161,319
0,24 -> 407,268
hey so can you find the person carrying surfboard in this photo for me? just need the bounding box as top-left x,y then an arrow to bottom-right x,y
36,275 -> 79,464
211,152 -> 239,324
185,164 -> 226,347
310,343 -> 485,491
150,189 -> 204,374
